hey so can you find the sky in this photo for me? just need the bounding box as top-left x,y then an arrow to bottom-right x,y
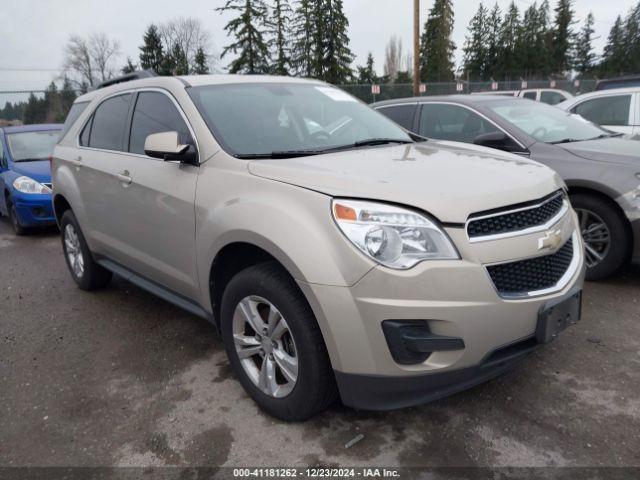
0,0 -> 636,97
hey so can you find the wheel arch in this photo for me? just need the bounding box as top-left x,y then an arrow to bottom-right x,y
53,193 -> 72,226
207,239 -> 340,372
566,182 -> 634,260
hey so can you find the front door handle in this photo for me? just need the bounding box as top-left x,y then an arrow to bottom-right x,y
117,170 -> 132,185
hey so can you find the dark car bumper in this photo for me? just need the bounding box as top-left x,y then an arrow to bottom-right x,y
14,194 -> 56,227
335,335 -> 539,411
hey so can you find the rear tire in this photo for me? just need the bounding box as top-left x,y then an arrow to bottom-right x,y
7,197 -> 27,236
220,262 -> 337,421
570,193 -> 629,280
60,210 -> 112,290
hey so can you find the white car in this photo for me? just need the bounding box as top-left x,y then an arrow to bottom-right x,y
472,89 -> 573,105
558,87 -> 640,136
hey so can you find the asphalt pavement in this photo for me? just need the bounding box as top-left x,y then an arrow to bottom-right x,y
1,218 -> 639,473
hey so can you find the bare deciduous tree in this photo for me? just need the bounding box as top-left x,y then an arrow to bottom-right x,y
159,17 -> 213,73
384,36 -> 404,83
63,33 -> 121,87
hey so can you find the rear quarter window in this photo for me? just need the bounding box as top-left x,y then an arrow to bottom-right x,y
59,102 -> 89,140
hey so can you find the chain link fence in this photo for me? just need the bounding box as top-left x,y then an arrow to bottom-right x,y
0,79 -> 599,126
340,79 -> 599,104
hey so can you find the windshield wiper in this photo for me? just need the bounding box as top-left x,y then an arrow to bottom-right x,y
236,150 -> 325,159
549,138 -> 583,145
235,139 -> 413,160
352,138 -> 414,147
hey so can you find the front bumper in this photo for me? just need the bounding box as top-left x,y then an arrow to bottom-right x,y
13,193 -> 55,227
298,210 -> 585,410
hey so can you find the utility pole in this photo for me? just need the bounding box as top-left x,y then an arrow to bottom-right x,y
413,0 -> 421,96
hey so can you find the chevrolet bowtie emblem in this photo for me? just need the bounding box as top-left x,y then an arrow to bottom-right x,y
538,229 -> 563,251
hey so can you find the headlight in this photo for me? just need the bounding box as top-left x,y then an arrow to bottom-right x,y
332,199 -> 459,269
13,176 -> 51,194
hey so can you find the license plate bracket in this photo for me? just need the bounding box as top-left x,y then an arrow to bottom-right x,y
536,290 -> 582,344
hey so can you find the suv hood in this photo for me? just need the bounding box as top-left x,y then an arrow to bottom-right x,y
558,137 -> 639,166
248,142 -> 561,223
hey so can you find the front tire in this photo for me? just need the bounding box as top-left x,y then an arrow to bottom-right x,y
60,210 -> 112,290
7,197 -> 27,236
570,193 -> 630,280
220,262 -> 337,421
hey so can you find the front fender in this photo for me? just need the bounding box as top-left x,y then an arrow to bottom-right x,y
194,170 -> 376,309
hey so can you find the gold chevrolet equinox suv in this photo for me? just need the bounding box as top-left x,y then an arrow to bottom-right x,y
52,74 -> 585,420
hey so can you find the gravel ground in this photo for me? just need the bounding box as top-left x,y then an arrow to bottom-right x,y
1,218 -> 639,473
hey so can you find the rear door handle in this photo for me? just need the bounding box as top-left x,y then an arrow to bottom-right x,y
117,170 -> 132,185
70,156 -> 82,167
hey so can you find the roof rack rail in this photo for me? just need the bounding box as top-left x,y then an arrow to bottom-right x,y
95,70 -> 158,90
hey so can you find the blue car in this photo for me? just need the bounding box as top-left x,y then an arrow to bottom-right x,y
0,124 -> 62,234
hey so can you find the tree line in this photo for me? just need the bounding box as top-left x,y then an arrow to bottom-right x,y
460,0 -> 640,81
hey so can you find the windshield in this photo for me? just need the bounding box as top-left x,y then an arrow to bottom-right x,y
188,83 -> 412,157
7,130 -> 61,161
488,100 -> 609,144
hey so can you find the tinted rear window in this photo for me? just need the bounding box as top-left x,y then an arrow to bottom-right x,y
59,102 -> 89,140
88,94 -> 132,151
376,104 -> 416,131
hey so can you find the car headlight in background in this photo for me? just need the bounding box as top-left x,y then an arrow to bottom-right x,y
13,176 -> 51,194
332,199 -> 459,269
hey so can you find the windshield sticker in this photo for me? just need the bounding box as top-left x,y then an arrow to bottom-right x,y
315,87 -> 357,102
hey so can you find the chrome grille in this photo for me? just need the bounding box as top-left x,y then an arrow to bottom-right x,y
468,191 -> 565,239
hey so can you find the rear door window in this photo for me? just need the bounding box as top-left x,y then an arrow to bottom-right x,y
419,103 -> 500,143
128,92 -> 193,155
540,91 -> 566,106
376,104 -> 417,131
88,94 -> 132,151
572,95 -> 632,126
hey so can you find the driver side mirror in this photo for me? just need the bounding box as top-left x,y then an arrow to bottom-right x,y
473,131 -> 520,153
144,131 -> 198,165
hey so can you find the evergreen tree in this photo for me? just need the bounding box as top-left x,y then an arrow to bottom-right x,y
311,0 -> 326,78
322,0 -> 355,83
485,3 -> 503,79
496,2 -> 521,79
356,52 -> 377,83
420,0 -> 456,82
574,13 -> 595,76
463,3 -> 488,80
139,24 -> 165,73
171,44 -> 190,75
269,0 -> 293,75
122,57 -> 137,74
290,0 -> 315,77
217,0 -> 271,74
193,48 -> 209,74
517,3 -> 544,78
533,0 -> 553,78
551,0 -> 576,75
600,15 -> 625,75
60,77 -> 77,115
623,2 -> 640,73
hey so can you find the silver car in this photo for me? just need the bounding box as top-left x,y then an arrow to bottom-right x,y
53,75 -> 584,420
374,95 -> 640,279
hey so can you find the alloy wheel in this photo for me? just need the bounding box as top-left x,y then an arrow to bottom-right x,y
64,224 -> 85,278
232,296 -> 298,398
576,208 -> 611,268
